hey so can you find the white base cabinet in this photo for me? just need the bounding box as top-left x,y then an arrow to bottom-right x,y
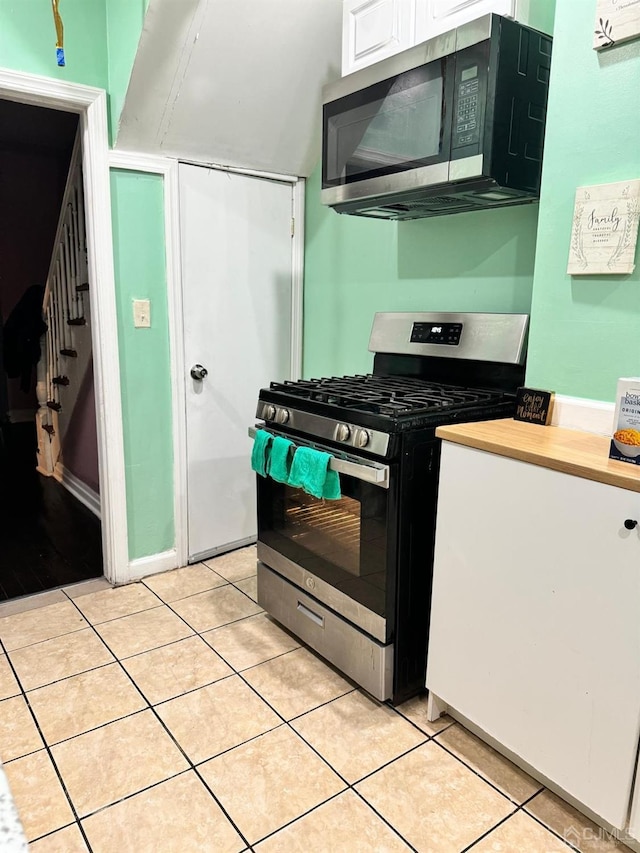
426,442 -> 640,831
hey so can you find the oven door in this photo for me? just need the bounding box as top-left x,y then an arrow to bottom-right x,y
254,430 -> 396,646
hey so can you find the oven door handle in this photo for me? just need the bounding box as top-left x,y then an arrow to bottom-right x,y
248,426 -> 390,489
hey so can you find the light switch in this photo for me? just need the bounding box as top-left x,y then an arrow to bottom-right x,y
133,299 -> 151,328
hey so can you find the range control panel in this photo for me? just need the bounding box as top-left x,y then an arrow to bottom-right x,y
410,322 -> 463,346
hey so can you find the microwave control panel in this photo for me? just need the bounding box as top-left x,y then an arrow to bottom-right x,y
451,42 -> 489,155
456,68 -> 480,145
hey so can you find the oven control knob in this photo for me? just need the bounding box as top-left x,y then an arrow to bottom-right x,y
263,404 -> 276,421
276,407 -> 290,425
336,423 -> 351,442
355,429 -> 371,448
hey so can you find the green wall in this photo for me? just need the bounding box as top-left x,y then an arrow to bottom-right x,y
303,1 -> 557,380
525,0 -> 640,400
305,0 -> 640,404
110,170 -> 174,558
304,159 -> 540,378
0,0 -> 108,88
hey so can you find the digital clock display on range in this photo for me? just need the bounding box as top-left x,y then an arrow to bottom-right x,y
410,322 -> 463,345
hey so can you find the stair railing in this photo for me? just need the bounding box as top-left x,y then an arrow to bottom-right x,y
36,129 -> 89,476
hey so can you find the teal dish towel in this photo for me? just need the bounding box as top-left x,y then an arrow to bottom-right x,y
251,429 -> 273,477
268,436 -> 295,483
288,446 -> 341,500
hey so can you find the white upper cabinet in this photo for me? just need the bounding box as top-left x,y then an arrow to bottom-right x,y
342,0 -> 535,76
342,0 -> 416,76
416,0 -> 519,42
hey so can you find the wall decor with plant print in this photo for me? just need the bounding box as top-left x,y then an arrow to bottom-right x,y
594,0 -> 640,49
568,180 -> 640,275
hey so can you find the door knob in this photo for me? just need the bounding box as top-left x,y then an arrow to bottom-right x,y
190,364 -> 208,381
624,519 -> 638,530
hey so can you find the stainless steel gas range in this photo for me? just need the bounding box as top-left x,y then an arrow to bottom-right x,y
252,312 -> 528,704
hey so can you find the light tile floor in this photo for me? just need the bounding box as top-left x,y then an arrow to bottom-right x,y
0,546 -> 631,852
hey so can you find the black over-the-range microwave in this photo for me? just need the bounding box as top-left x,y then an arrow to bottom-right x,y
321,15 -> 553,220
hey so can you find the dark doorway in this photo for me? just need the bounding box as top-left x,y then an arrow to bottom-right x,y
0,99 -> 103,600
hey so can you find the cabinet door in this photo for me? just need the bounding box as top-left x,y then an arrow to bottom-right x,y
416,0 -> 517,42
426,443 -> 640,830
342,0 -> 416,76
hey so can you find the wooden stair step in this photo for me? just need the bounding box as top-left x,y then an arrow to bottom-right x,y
67,317 -> 86,326
52,376 -> 70,386
46,401 -> 62,412
76,282 -> 89,292
60,348 -> 78,357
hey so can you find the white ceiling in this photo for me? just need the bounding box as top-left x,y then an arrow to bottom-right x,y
116,0 -> 343,177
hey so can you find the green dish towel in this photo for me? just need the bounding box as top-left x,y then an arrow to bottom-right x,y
251,429 -> 273,477
268,436 -> 295,483
288,446 -> 341,500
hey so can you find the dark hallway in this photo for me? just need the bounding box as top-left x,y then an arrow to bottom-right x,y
0,99 -> 103,601
0,421 -> 102,599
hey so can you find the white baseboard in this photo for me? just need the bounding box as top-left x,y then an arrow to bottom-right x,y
550,395 -> 614,436
53,463 -> 101,518
126,549 -> 179,582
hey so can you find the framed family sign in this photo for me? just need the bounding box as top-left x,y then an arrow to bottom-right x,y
567,179 -> 640,275
594,0 -> 640,49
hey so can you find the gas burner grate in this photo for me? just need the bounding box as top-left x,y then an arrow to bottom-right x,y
269,374 -> 501,418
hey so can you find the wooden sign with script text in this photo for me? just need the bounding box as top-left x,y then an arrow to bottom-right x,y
514,388 -> 554,426
568,180 -> 640,275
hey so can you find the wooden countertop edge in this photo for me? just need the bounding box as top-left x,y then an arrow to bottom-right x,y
436,419 -> 640,494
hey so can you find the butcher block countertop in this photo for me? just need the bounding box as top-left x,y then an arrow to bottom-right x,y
436,419 -> 640,494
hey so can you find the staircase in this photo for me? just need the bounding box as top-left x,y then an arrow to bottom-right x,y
36,131 -> 94,489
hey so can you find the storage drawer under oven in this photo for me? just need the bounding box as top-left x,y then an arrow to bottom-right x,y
257,562 -> 393,702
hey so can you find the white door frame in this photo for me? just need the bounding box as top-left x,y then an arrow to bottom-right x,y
109,150 -> 187,573
0,68 -> 129,584
108,154 -> 304,569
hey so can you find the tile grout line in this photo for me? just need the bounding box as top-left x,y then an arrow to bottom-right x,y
0,638 -> 95,853
16,658 -> 116,695
461,787 -> 581,853
61,593 -> 255,852
179,630 -> 423,849
430,735 -> 546,809
3,565 -> 380,848
62,583 -> 414,849
0,567 -> 574,852
2,588 -> 520,852
161,589 -> 430,849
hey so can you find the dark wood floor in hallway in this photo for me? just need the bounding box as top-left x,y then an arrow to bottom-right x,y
0,422 -> 102,601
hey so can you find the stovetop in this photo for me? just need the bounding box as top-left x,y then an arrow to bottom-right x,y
267,374 -> 507,420
256,313 -> 527,455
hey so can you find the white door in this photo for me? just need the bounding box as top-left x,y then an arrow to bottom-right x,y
179,164 -> 295,562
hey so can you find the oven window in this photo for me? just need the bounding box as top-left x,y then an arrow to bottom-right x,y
323,60 -> 447,187
258,475 -> 389,618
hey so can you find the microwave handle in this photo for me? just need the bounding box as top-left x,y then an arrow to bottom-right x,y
247,426 -> 390,489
